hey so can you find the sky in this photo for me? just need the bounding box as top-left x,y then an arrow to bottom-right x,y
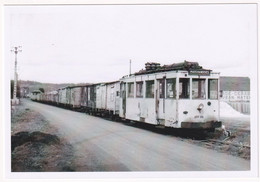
4,4 -> 257,84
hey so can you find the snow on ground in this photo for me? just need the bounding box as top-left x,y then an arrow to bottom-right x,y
220,101 -> 249,119
220,101 -> 250,130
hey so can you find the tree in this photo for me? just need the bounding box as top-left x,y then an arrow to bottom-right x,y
39,88 -> 45,93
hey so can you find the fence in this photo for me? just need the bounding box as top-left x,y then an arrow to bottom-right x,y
227,101 -> 250,114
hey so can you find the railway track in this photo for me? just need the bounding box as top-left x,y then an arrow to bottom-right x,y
198,138 -> 250,149
188,134 -> 250,159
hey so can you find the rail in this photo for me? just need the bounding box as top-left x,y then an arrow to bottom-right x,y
196,138 -> 250,149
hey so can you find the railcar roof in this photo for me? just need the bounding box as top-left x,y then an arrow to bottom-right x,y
133,61 -> 212,76
31,90 -> 42,93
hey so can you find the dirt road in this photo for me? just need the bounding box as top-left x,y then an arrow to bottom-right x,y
22,99 -> 250,171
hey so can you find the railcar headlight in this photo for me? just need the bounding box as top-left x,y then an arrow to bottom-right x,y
197,103 -> 204,112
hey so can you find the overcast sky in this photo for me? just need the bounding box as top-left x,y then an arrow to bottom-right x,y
4,4 -> 257,84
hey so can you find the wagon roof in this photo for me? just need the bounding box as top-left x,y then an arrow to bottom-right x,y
46,90 -> 58,94
31,90 -> 42,93
67,85 -> 88,89
103,80 -> 120,85
58,87 -> 67,90
89,80 -> 119,86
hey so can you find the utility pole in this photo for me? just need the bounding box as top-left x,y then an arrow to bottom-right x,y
129,59 -> 132,76
11,46 -> 22,105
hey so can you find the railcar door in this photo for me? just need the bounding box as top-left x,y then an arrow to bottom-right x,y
120,82 -> 126,117
162,78 -> 178,127
80,86 -> 87,107
156,78 -> 166,125
177,77 -> 191,127
66,88 -> 71,106
90,85 -> 96,109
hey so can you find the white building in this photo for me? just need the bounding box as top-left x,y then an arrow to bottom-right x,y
221,91 -> 250,102
219,77 -> 250,114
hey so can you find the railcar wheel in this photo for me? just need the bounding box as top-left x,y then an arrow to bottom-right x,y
207,128 -> 215,132
224,130 -> 231,137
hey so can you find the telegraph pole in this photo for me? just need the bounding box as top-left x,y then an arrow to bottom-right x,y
11,46 -> 22,105
129,59 -> 132,76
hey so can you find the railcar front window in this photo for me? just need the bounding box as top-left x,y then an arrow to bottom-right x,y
179,78 -> 190,99
128,82 -> 134,98
146,80 -> 154,98
136,82 -> 143,98
120,83 -> 124,98
167,79 -> 176,98
192,79 -> 206,99
208,79 -> 218,99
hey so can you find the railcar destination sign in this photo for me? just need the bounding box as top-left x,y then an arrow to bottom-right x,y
188,70 -> 211,76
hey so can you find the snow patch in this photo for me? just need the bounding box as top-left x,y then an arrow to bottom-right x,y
220,101 -> 249,120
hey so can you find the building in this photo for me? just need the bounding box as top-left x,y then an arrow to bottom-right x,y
221,90 -> 250,102
220,77 -> 250,114
220,77 -> 250,102
20,87 -> 30,98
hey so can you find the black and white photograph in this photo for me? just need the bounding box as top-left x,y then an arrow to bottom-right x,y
2,2 -> 259,180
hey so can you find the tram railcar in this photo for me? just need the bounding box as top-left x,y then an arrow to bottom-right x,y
119,61 -> 222,129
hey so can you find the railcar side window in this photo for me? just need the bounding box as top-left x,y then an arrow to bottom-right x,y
158,79 -> 165,98
192,79 -> 206,99
208,79 -> 218,99
179,78 -> 190,99
128,82 -> 134,98
146,80 -> 155,98
166,79 -> 176,98
120,84 -> 123,98
136,82 -> 143,98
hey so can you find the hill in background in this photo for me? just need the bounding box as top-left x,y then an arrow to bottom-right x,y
18,76 -> 250,95
18,80 -> 90,93
220,77 -> 250,91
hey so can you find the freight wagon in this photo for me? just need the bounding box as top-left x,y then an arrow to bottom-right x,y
84,81 -> 120,117
30,90 -> 42,101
